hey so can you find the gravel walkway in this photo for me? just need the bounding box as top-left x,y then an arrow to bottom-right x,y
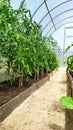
0,67 -> 72,130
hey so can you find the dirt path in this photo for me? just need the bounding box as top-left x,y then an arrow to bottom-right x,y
0,67 -> 72,130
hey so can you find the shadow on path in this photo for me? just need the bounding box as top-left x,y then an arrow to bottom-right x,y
49,123 -> 64,130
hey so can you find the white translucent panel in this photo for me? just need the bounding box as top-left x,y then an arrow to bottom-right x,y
46,0 -> 67,10
32,4 -> 47,23
65,23 -> 73,37
50,0 -> 73,18
25,0 -> 43,15
42,22 -> 53,36
55,17 -> 73,29
41,15 -> 51,28
47,28 -> 55,36
66,28 -> 73,36
53,26 -> 64,48
53,10 -> 73,24
66,23 -> 73,27
11,0 -> 22,9
64,38 -> 73,49
10,0 -> 73,38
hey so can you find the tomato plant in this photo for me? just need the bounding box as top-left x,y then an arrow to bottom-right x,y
0,0 -> 59,87
66,55 -> 73,73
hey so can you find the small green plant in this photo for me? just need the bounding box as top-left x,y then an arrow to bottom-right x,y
66,55 -> 73,73
60,96 -> 73,109
60,43 -> 73,109
64,43 -> 73,53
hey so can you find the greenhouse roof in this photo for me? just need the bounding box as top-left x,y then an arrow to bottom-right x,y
11,0 -> 73,36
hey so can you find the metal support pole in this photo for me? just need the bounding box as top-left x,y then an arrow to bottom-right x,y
63,26 -> 66,65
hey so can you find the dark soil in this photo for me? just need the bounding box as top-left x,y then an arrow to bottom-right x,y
70,71 -> 73,77
0,73 -> 48,107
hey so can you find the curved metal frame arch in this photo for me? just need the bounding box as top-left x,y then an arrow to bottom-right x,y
32,1 -> 44,18
56,16 -> 73,26
44,0 -> 56,30
43,8 -> 73,32
46,18 -> 73,36
49,0 -> 72,12
45,21 -> 73,38
39,0 -> 72,24
26,0 -> 73,38
52,21 -> 73,36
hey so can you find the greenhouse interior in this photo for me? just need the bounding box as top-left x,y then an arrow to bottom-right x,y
0,0 -> 73,129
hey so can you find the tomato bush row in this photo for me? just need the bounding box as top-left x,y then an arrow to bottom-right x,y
0,0 -> 59,87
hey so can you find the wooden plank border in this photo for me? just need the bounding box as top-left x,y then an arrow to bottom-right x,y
0,74 -> 51,122
0,69 -> 56,122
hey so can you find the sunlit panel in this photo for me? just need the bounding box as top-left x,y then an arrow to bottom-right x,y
42,22 -> 54,36
11,0 -> 22,9
46,0 -> 66,10
55,17 -> 73,29
25,0 -> 43,15
40,15 -> 51,28
32,4 -> 47,23
11,0 -> 73,37
50,0 -> 73,18
66,28 -> 73,37
53,10 -> 73,24
46,28 -> 55,36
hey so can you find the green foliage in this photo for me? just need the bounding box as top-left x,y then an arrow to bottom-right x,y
60,96 -> 73,109
0,0 -> 59,87
65,43 -> 73,53
66,55 -> 73,72
60,43 -> 73,109
64,42 -> 73,72
43,36 -> 60,50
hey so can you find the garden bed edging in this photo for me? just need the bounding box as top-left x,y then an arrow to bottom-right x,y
0,70 -> 56,122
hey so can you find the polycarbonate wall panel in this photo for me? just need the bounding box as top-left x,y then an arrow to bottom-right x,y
66,29 -> 73,36
25,0 -> 43,16
55,17 -> 73,29
53,10 -> 73,24
11,0 -> 22,9
40,15 -> 51,28
11,0 -> 73,36
46,28 -> 55,36
32,4 -> 47,23
46,0 -> 66,10
42,22 -> 54,35
50,0 -> 73,18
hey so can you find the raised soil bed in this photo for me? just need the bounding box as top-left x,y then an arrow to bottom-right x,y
0,71 -> 56,122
